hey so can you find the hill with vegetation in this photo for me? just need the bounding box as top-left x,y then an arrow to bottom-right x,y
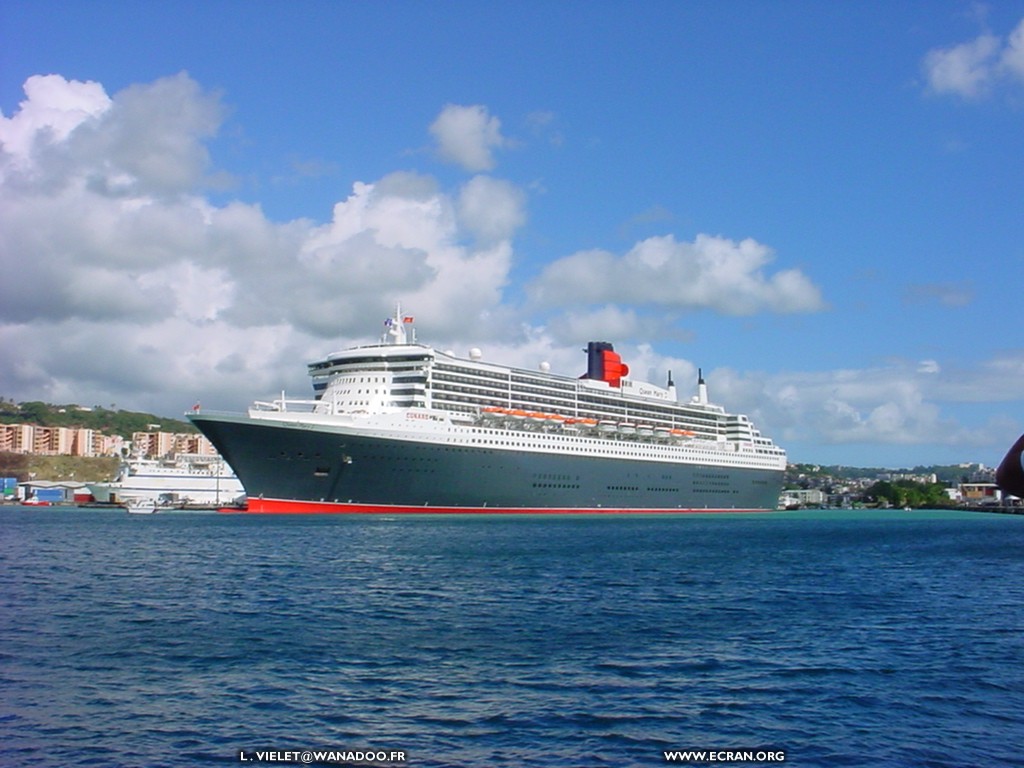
0,452 -> 119,482
788,462 -> 983,484
0,399 -> 195,435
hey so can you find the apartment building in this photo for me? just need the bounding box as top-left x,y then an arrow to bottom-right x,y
1,423 -> 212,458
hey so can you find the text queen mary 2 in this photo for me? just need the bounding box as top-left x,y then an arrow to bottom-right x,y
189,307 -> 786,514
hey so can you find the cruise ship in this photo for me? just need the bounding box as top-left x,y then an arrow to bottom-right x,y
88,454 -> 243,507
189,308 -> 786,513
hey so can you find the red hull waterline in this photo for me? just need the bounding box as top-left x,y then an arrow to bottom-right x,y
222,498 -> 773,515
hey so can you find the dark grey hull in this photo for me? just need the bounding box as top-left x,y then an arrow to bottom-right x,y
190,413 -> 783,513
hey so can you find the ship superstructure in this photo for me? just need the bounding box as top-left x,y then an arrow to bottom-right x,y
89,454 -> 244,507
190,307 -> 785,513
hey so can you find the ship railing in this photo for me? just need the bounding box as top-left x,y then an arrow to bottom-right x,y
251,396 -> 320,413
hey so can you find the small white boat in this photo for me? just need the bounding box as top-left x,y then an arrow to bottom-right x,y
125,499 -> 157,515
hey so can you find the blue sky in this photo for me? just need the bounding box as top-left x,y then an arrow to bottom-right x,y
3,1 -> 1024,468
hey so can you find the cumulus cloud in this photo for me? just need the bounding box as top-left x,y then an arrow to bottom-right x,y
429,104 -> 507,171
528,234 -> 825,315
549,306 -> 648,346
923,33 -> 1001,98
0,74 -> 522,411
457,175 -> 526,245
0,74 -> 111,163
923,17 -> 1024,99
291,172 -> 519,336
710,363 -> 994,455
542,306 -> 694,348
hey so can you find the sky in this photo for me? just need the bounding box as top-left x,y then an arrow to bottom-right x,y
2,1 -> 1024,469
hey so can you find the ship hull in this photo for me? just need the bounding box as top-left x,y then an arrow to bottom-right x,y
192,413 -> 783,514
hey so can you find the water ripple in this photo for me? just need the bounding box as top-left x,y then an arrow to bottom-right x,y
2,508 -> 1023,767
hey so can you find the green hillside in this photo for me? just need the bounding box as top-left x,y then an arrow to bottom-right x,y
0,399 -> 195,434
0,453 -> 119,482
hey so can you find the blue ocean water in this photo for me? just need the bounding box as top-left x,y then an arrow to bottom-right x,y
1,508 -> 1022,768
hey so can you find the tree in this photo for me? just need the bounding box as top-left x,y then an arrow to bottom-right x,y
18,401 -> 51,425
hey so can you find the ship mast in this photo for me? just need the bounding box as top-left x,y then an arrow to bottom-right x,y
382,303 -> 415,345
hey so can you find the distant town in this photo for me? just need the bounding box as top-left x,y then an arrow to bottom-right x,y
0,419 -> 216,460
0,400 -> 218,504
781,462 -> 1005,510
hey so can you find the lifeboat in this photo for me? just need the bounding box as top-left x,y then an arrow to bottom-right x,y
598,420 -> 618,433
669,429 -> 696,440
637,424 -> 654,437
618,422 -> 637,436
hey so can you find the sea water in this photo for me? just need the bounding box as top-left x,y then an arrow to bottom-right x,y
1,507 -> 1022,767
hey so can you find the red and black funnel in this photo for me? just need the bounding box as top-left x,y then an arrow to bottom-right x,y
581,342 -> 630,387
996,433 -> 1024,499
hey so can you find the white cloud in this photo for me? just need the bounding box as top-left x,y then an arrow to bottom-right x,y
923,33 -> 1000,98
0,317 -> 312,414
712,366 -> 962,451
528,234 -> 825,315
0,75 -> 526,412
457,175 -> 526,245
429,104 -> 506,171
294,171 -> 518,337
547,305 -> 648,343
0,74 -> 111,165
1000,18 -> 1024,79
707,356 -> 1024,459
923,17 -> 1024,99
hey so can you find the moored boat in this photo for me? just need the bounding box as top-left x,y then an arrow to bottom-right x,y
89,454 -> 243,507
125,499 -> 158,515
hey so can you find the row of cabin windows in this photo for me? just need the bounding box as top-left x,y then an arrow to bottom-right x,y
455,437 -> 779,466
433,363 -> 509,381
431,392 -> 723,437
434,362 -> 582,394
